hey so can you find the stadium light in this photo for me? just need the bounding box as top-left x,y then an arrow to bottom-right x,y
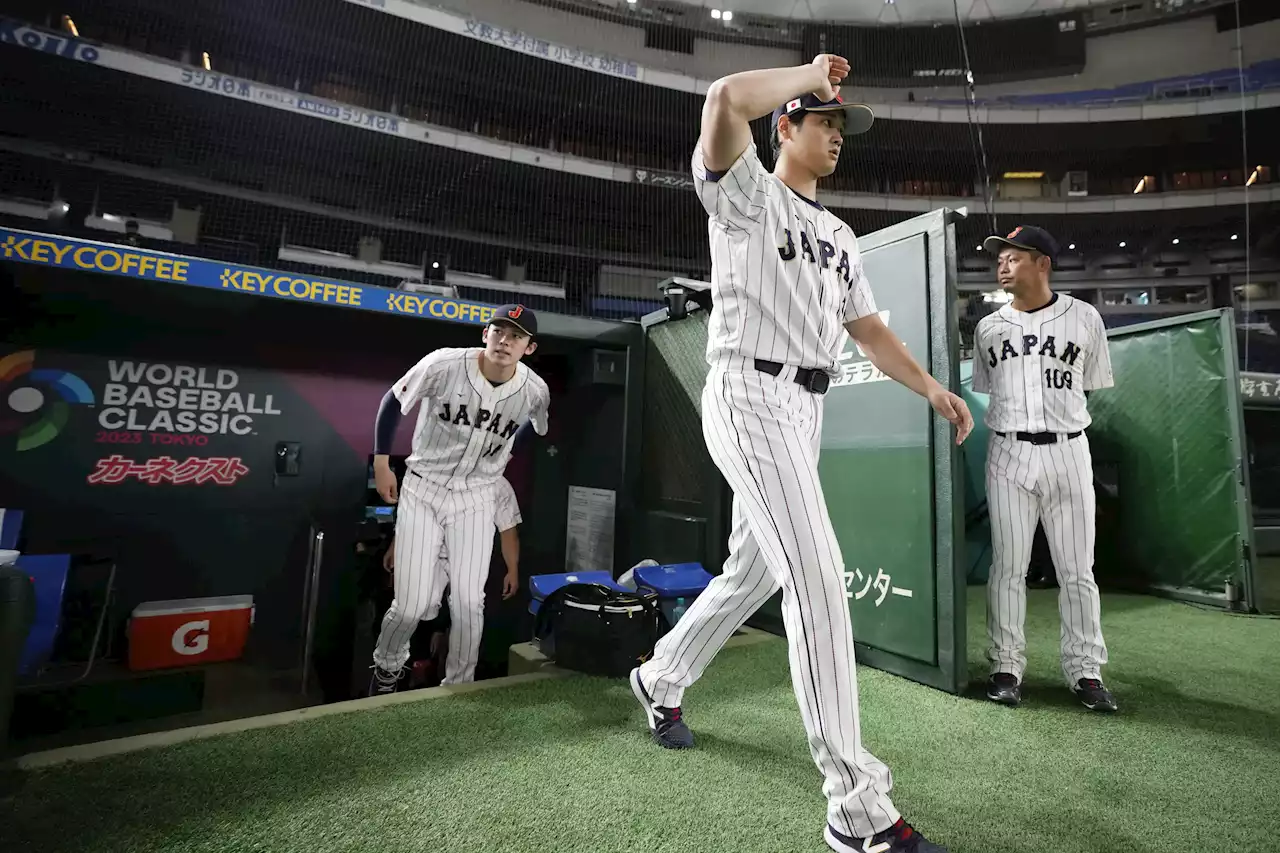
1068,243 -> 1076,250
1231,234 -> 1239,241
432,261 -> 440,269
61,15 -> 79,36
711,9 -> 721,18
202,51 -> 212,71
1119,241 -> 1127,248
1172,238 -> 1180,245
722,10 -> 733,20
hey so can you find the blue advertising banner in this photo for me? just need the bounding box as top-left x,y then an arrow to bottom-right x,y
0,228 -> 498,326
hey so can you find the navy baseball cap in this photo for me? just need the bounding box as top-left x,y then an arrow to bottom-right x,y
770,92 -> 875,138
491,303 -> 537,337
983,225 -> 1060,262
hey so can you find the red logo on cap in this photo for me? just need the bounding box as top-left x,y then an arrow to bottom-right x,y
508,306 -> 524,319
1007,226 -> 1024,240
835,94 -> 844,103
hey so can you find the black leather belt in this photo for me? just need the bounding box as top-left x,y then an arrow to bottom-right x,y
996,430 -> 1082,445
754,359 -> 830,394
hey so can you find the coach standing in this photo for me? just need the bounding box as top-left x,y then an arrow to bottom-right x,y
971,225 -> 1118,713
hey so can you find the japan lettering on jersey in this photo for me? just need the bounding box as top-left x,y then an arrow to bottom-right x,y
971,294 -> 1113,433
392,347 -> 549,491
691,141 -> 878,371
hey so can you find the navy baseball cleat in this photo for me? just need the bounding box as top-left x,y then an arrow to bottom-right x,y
1074,678 -> 1118,713
825,818 -> 948,853
368,665 -> 404,697
630,667 -> 694,749
986,672 -> 1022,707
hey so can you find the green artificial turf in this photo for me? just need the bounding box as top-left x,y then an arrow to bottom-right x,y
3,587 -> 1279,853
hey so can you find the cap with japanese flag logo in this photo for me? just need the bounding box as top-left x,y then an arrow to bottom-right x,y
770,92 -> 875,139
490,303 -> 537,338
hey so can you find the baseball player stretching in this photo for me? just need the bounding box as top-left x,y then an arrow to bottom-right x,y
972,226 -> 1118,714
369,305 -> 548,695
629,55 -> 971,853
383,475 -> 524,684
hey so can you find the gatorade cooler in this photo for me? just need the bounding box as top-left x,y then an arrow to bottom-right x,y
127,595 -> 255,672
633,562 -> 714,628
528,571 -> 623,617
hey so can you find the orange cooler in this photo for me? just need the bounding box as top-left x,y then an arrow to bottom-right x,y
127,595 -> 255,671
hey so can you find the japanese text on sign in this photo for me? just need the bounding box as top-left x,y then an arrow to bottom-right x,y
844,569 -> 913,606
87,455 -> 250,486
1240,373 -> 1279,403
463,18 -> 638,79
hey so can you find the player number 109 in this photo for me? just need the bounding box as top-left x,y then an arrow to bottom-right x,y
1044,368 -> 1073,390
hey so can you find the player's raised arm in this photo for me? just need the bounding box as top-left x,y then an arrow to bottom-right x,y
700,55 -> 848,172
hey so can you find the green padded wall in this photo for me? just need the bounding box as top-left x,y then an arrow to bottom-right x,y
642,310 -> 711,509
1086,310 -> 1255,604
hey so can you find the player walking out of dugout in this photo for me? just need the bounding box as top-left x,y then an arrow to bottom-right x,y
629,55 -> 972,853
972,226 -> 1118,714
368,305 -> 549,696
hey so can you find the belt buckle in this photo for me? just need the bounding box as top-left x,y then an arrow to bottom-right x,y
803,370 -> 830,395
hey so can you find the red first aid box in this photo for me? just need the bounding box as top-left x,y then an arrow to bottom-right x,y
127,595 -> 255,671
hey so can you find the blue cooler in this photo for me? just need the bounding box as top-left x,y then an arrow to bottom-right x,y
528,571 -> 624,617
633,562 -> 714,628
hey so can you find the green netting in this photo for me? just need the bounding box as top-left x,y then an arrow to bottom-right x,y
642,310 -> 711,508
1087,311 -> 1250,596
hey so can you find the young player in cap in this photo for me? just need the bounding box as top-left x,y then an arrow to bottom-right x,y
368,304 -> 548,695
972,225 -> 1118,713
629,54 -> 971,853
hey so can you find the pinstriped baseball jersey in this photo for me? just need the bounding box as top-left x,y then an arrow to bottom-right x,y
392,347 -> 549,491
971,294 -> 1113,433
433,476 -> 521,566
691,142 -> 878,371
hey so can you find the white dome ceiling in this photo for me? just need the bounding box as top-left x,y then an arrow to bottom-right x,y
667,0 -> 1114,24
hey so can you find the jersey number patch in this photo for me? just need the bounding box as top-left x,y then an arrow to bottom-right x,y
1044,368 -> 1073,390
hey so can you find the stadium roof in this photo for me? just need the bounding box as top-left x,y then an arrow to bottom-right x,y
666,0 -> 1117,24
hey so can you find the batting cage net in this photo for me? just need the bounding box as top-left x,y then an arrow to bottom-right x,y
0,0 -> 1270,341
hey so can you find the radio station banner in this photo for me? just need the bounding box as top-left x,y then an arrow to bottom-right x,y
339,0 -> 643,82
0,228 -> 498,326
1,17 -> 643,188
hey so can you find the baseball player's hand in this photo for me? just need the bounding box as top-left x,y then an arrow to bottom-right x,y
502,570 -> 519,600
928,387 -> 974,445
374,463 -> 399,503
383,544 -> 394,573
811,53 -> 850,101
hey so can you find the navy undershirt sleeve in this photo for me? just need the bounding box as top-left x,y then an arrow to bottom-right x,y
373,389 -> 402,455
511,418 -> 535,453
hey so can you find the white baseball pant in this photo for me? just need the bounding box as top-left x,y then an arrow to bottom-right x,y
372,474 -> 496,679
636,359 -> 899,840
985,431 -> 1108,686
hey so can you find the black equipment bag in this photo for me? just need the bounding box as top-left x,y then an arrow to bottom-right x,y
532,583 -> 662,678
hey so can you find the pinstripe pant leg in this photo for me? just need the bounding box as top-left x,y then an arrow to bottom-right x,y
639,493 -> 779,708
441,487 -> 498,685
702,368 -> 898,840
985,436 -> 1040,681
373,477 -> 446,672
1041,436 -> 1108,686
